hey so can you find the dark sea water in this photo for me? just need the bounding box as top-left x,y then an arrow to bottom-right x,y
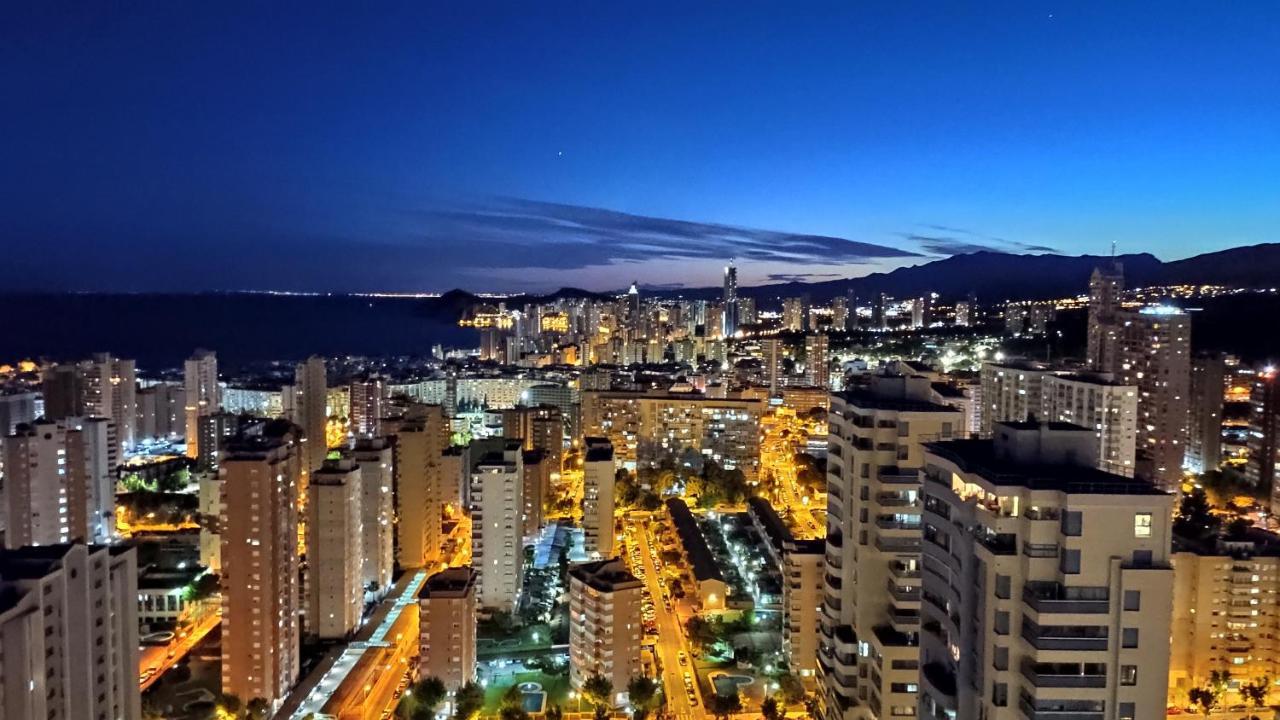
0,293 -> 476,371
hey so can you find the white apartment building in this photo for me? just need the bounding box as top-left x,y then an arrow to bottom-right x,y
3,417 -> 118,548
0,543 -> 141,720
307,459 -> 363,640
917,422 -> 1174,720
749,497 -> 824,677
568,558 -> 643,701
388,404 -> 449,570
980,361 -> 1138,477
820,375 -> 962,720
351,437 -> 395,598
470,439 -> 524,610
582,437 -> 617,559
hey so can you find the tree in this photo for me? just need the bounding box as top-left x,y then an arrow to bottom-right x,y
685,617 -> 718,653
217,694 -> 242,717
453,681 -> 485,720
628,676 -> 659,720
1242,676 -> 1270,709
760,697 -> 783,720
776,673 -> 805,705
545,706 -> 565,720
709,692 -> 742,720
1189,688 -> 1216,718
582,674 -> 614,720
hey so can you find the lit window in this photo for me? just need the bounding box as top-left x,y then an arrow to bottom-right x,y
1134,513 -> 1152,538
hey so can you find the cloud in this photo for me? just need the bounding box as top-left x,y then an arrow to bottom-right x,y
408,196 -> 921,272
909,224 -> 1059,256
765,272 -> 843,283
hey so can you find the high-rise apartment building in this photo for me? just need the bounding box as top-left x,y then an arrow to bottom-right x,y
582,438 -> 617,559
979,361 -> 1138,477
0,391 -> 37,437
762,338 -> 785,395
831,296 -> 850,332
470,439 -> 524,610
349,375 -> 388,438
580,389 -> 764,480
1086,263 -> 1124,371
1168,533 -> 1280,709
417,566 -> 478,691
0,543 -> 141,720
41,363 -> 83,421
784,298 -> 806,332
1186,352 -> 1226,474
502,404 -> 564,472
184,349 -> 220,459
3,418 -> 118,547
1114,308 -> 1191,491
84,353 -> 137,451
294,355 -> 329,472
917,422 -> 1174,720
806,334 -> 831,389
568,558 -> 643,700
388,404 -> 449,570
307,458 -> 363,640
351,437 -> 395,597
521,449 -> 550,537
136,382 -> 182,441
820,375 -> 962,720
219,423 -> 302,711
1248,369 -> 1280,514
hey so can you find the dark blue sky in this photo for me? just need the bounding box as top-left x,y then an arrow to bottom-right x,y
3,2 -> 1277,293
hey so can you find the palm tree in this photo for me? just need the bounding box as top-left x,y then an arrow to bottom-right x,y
627,677 -> 659,720
582,674 -> 614,720
709,692 -> 742,720
545,705 -> 565,720
1241,676 -> 1270,710
453,681 -> 485,720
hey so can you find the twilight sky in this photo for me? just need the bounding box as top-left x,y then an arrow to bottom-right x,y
2,2 -> 1278,293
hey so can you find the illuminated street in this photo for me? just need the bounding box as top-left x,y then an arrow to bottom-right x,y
138,607 -> 221,692
628,515 -> 705,720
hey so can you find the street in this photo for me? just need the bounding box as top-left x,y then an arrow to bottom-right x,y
628,515 -> 705,720
139,606 -> 221,692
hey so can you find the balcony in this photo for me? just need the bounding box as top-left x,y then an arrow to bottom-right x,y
1022,582 -> 1110,615
1019,659 -> 1107,689
1017,695 -> 1103,720
1020,620 -> 1108,651
877,493 -> 917,508
877,466 -> 920,484
888,562 -> 920,581
887,579 -> 920,602
1022,542 -> 1060,559
921,662 -> 957,698
876,517 -> 922,532
875,535 -> 922,554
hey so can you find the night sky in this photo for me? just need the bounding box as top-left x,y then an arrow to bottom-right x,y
3,3 -> 1278,293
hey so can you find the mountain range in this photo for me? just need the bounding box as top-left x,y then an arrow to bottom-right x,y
486,242 -> 1280,305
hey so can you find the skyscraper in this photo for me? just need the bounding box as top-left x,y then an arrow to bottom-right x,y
805,333 -> 830,389
85,353 -> 137,451
184,349 -> 220,459
0,543 -> 141,720
389,404 -> 450,570
819,375 -> 962,720
219,422 -> 302,711
1186,352 -> 1226,474
2,417 -> 118,547
349,374 -> 388,439
762,337 -> 785,395
1086,263 -> 1124,371
723,263 -> 739,337
783,297 -> 805,332
307,458 -> 363,640
1116,307 -> 1191,491
1248,368 -> 1280,514
351,437 -> 395,598
917,422 -> 1174,720
294,355 -> 328,471
582,437 -> 616,559
831,295 -> 849,331
470,439 -> 524,610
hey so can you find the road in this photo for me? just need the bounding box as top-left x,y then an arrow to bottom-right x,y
628,516 -> 705,720
139,606 -> 221,692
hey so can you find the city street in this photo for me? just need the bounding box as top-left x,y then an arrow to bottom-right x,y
629,516 -> 705,720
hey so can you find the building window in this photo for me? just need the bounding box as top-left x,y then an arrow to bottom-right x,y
1118,702 -> 1136,720
1122,628 -> 1139,648
1123,590 -> 1141,611
1134,513 -> 1152,538
1060,549 -> 1081,575
1061,510 -> 1083,536
1120,665 -> 1138,686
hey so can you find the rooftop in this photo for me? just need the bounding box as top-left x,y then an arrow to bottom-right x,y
568,558 -> 642,593
419,566 -> 476,599
665,498 -> 724,582
836,390 -> 957,414
925,439 -> 1166,495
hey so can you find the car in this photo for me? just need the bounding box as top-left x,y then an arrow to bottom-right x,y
678,651 -> 688,666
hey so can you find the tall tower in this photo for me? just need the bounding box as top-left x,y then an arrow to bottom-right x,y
307,458 -> 363,640
389,404 -> 450,570
294,355 -> 328,472
219,423 -> 302,712
582,437 -> 616,558
723,263 -> 739,338
804,334 -> 830,389
184,349 -> 219,459
1086,263 -> 1124,370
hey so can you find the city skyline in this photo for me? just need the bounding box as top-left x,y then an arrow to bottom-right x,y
4,3 -> 1279,292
